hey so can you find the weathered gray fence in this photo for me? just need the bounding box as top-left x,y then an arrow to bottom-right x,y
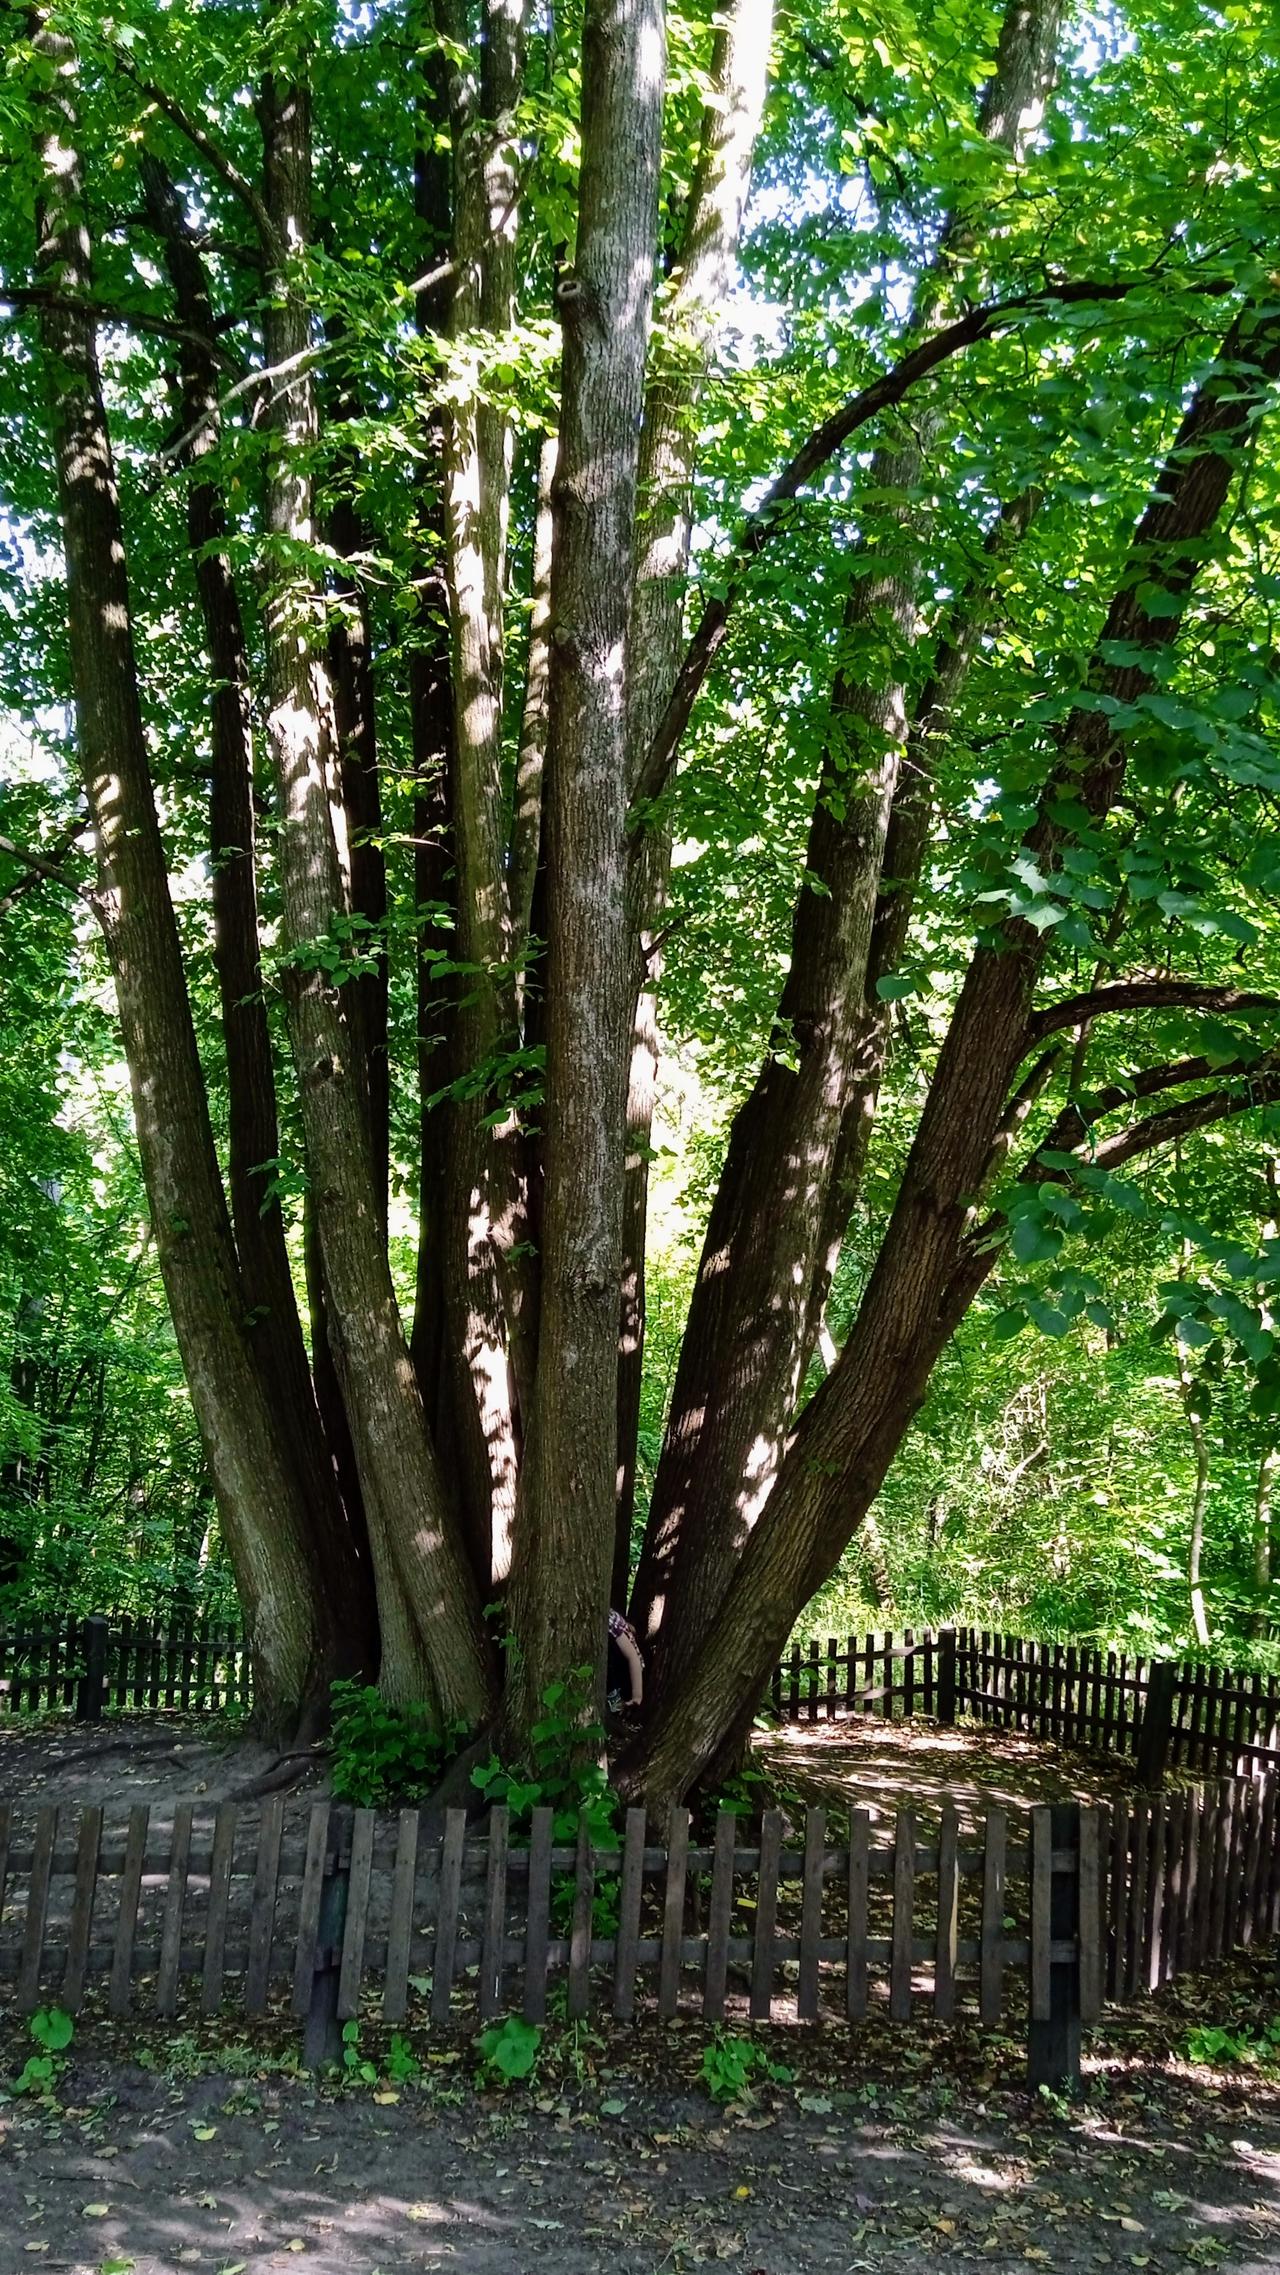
0,1769 -> 1275,2083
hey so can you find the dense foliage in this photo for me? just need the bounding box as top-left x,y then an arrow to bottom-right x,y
2,0 -> 1280,1789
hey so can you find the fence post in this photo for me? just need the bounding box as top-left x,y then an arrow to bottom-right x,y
937,1627 -> 957,1727
76,1616 -> 109,1724
303,1806 -> 352,2068
1136,1659 -> 1177,1789
1027,1802 -> 1082,2091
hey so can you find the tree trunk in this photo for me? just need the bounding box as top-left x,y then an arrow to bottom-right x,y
633,0 -> 1066,1701
139,153 -> 374,1673
33,25 -> 330,1735
503,0 -> 668,1739
255,65 -> 490,1723
327,402 -> 390,1231
616,0 -> 774,1598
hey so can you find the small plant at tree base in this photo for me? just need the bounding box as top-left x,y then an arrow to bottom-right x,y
12,2005 -> 73,2098
700,2028 -> 794,2103
477,2014 -> 542,2086
329,1681 -> 466,1809
385,2032 -> 421,2084
473,1669 -> 622,1931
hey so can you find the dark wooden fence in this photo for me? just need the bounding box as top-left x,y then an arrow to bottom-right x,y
1,1772 -> 1276,2081
772,1627 -> 1280,1781
0,1613 -> 249,1719
3,1614 -> 1279,1791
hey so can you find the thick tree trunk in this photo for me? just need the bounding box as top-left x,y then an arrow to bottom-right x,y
503,0 -> 668,1738
411,0 -> 531,1591
140,154 -> 374,1673
634,300 -> 1280,1801
327,426 -> 390,1231
33,27 -> 329,1734
255,67 -> 490,1722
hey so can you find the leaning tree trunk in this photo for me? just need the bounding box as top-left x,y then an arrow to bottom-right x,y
502,0 -> 668,1741
32,23 -> 332,1735
615,0 -> 775,1605
633,0 -> 1067,1706
139,153 -> 375,1672
633,297 -> 1280,1803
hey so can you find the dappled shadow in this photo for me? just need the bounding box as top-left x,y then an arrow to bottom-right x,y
3,1968 -> 1280,2275
754,1713 -> 1135,1831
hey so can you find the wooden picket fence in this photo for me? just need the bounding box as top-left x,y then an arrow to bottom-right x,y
0,1770 -> 1276,2064
0,1613 -> 249,1719
773,1627 -> 1280,1781
2,1611 -> 1279,1795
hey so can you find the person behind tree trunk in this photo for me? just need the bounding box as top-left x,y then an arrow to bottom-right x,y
607,1606 -> 643,1710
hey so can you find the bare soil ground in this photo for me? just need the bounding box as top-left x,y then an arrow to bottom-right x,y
0,1717 -> 329,1821
0,1948 -> 1278,2273
0,1710 -> 1136,1832
754,1715 -> 1137,1832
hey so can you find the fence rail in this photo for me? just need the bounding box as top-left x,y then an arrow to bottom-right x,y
0,1771 -> 1275,2082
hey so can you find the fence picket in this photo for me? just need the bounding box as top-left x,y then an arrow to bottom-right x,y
846,1808 -> 869,2020
979,1808 -> 1006,2026
702,1811 -> 737,2023
475,1806 -> 509,2021
17,1805 -> 56,2012
933,1801 -> 959,2021
157,1802 -> 193,2016
384,1809 -> 421,2025
612,1807 -> 646,2022
658,1808 -> 690,2021
63,1803 -> 102,2010
750,1810 -> 782,2021
291,1803 -> 331,2018
523,1809 -> 554,2022
109,1805 -> 149,2018
1030,1808 -> 1052,2022
201,1802 -> 238,2015
429,1810 -> 466,2023
1078,1809 -> 1102,2022
797,1806 -> 825,2021
890,1809 -> 915,2022
245,1795 -> 284,2013
567,1820 -> 596,2020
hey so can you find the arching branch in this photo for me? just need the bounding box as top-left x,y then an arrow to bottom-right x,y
1027,978 -> 1280,1045
627,273 -> 1228,828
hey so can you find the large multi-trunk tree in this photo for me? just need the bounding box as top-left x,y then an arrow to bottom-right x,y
3,0 -> 1280,1797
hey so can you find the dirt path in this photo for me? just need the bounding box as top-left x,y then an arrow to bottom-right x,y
1,1949 -> 1279,2273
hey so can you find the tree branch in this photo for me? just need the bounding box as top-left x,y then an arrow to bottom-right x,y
627,273 -> 1224,827
0,827 -> 95,912
1027,978 -> 1280,1044
114,53 -> 278,257
0,282 -> 244,373
1068,1067 -> 1280,1174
